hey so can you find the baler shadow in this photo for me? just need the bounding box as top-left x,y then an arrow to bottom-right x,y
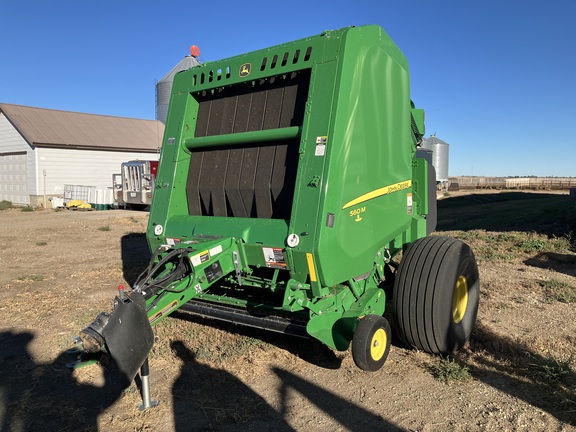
170,340 -> 402,431
171,340 -> 294,431
464,322 -> 576,426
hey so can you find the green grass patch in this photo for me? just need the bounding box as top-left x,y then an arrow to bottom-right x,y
20,205 -> 34,212
539,279 -> 576,303
0,200 -> 14,210
98,225 -> 111,232
433,357 -> 472,383
194,335 -> 268,364
530,354 -> 575,384
36,241 -> 48,246
443,228 -> 573,263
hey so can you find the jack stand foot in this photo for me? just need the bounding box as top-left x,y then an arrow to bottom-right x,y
137,358 -> 159,411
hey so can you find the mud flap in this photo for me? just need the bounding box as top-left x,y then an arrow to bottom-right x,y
102,293 -> 154,388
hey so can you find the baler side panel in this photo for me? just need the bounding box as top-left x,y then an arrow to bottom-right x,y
315,26 -> 417,287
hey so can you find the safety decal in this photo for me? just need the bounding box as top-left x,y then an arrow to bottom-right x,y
315,136 -> 327,156
209,245 -> 223,257
263,247 -> 287,269
342,179 -> 412,209
407,193 -> 413,215
191,250 -> 210,267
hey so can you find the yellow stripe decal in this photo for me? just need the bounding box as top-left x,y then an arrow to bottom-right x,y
149,300 -> 179,324
306,253 -> 317,282
342,180 -> 412,209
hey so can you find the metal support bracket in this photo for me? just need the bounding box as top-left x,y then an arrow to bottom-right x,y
137,358 -> 159,411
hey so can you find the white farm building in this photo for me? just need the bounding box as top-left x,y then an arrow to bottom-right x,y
0,103 -> 164,206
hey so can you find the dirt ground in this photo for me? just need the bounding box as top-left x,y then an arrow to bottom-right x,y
1,193 -> 575,431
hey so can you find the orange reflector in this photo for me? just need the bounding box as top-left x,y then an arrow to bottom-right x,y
190,45 -> 200,57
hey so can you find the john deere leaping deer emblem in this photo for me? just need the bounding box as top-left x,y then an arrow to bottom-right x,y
239,63 -> 251,77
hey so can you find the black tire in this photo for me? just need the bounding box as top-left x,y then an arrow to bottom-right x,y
392,236 -> 479,355
352,315 -> 392,372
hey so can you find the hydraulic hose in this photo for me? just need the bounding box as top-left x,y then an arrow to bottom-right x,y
133,247 -> 195,299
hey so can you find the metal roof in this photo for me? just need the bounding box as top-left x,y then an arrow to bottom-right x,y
0,103 -> 164,152
422,135 -> 449,147
157,55 -> 201,84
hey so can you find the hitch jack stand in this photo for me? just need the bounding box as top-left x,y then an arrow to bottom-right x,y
138,357 -> 159,411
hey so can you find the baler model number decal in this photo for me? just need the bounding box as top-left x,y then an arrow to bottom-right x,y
349,206 -> 366,222
342,180 -> 412,209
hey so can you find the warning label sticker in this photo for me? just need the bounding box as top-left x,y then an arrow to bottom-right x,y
262,247 -> 287,269
315,136 -> 327,157
407,193 -> 413,215
190,250 -> 210,267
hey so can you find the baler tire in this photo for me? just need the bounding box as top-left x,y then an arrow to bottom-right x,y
352,315 -> 392,372
392,236 -> 479,355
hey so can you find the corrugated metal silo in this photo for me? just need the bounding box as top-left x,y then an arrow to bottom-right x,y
156,48 -> 201,124
420,135 -> 449,182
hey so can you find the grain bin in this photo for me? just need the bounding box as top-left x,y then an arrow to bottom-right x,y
155,47 -> 201,124
421,135 -> 449,182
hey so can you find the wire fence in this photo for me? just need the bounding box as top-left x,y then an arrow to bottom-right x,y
449,177 -> 576,190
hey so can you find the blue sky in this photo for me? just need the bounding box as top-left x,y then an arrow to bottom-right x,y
1,0 -> 575,177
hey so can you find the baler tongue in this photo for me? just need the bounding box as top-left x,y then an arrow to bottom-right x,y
79,292 -> 154,388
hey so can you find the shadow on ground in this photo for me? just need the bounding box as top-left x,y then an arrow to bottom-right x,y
437,192 -> 575,240
121,233 -> 151,286
171,341 -> 403,431
0,331 -> 126,431
0,331 -> 403,431
462,322 -> 576,426
524,252 -> 576,277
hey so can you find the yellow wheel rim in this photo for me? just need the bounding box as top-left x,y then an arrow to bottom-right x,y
370,328 -> 387,361
453,275 -> 469,324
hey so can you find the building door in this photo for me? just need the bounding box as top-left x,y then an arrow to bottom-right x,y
0,152 -> 28,205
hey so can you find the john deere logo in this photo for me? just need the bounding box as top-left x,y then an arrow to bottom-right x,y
239,63 -> 251,77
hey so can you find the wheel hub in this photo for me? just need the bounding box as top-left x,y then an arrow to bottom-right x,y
371,329 -> 387,361
452,275 -> 469,324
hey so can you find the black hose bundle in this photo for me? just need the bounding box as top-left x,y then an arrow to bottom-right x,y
133,247 -> 195,299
